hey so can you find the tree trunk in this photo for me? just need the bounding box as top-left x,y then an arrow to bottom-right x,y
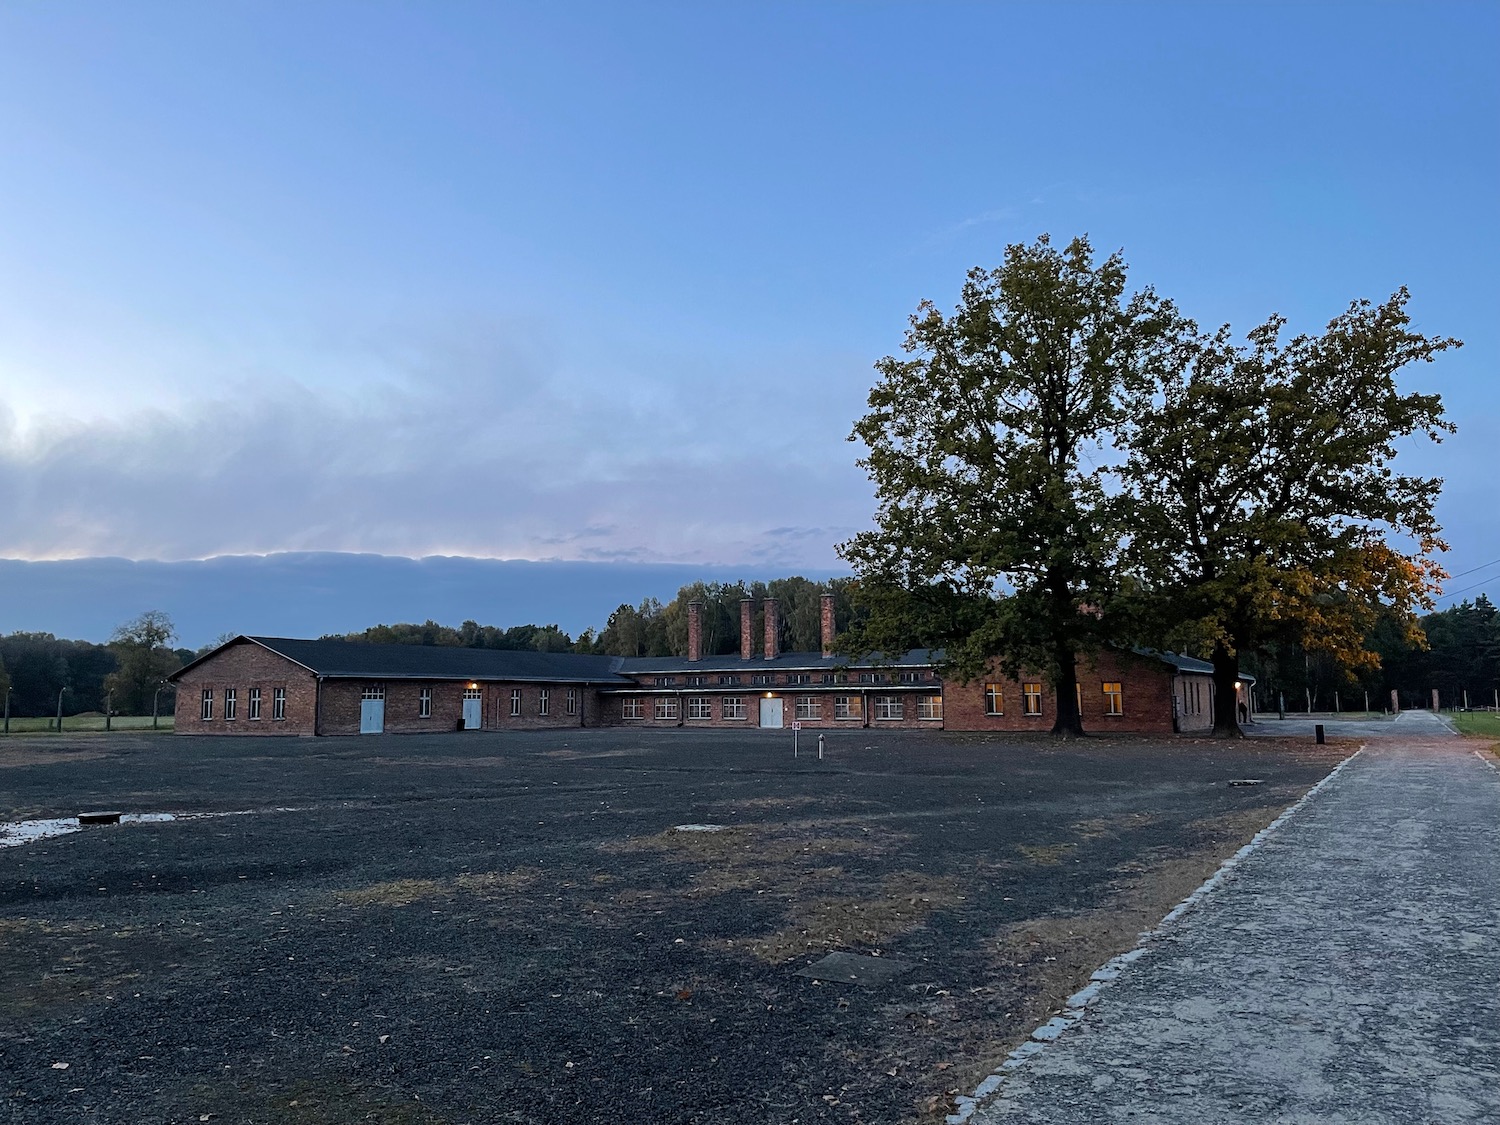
1051,642 -> 1086,738
1210,641 -> 1244,738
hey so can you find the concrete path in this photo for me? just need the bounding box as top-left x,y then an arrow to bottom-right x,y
969,710 -> 1500,1125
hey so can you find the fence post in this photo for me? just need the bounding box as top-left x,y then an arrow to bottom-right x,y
105,692 -> 112,732
56,688 -> 65,733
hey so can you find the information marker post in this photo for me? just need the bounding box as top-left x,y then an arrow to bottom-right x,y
792,721 -> 802,758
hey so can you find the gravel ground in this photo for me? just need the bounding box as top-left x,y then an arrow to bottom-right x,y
0,727 -> 1345,1125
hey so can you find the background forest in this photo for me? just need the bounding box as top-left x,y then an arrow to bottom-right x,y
0,583 -> 1495,719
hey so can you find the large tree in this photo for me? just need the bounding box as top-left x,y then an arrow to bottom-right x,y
1119,289 -> 1459,735
840,234 -> 1188,736
104,610 -> 182,715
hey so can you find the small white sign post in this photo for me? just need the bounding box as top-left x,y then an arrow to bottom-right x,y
792,721 -> 802,757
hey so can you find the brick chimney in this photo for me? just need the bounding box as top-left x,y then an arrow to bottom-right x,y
763,598 -> 780,661
687,600 -> 703,662
740,599 -> 754,661
820,593 -> 836,658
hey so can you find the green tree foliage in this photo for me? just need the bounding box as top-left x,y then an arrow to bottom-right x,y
840,234 -> 1186,736
327,620 -> 577,652
0,652 -> 10,706
1120,289 -> 1459,735
104,610 -> 183,715
0,633 -> 116,717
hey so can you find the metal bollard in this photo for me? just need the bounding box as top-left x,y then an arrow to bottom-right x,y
818,734 -> 824,760
1315,723 -> 1325,745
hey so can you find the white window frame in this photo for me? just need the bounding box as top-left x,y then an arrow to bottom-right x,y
272,687 -> 286,721
795,697 -> 821,720
361,685 -> 385,700
874,695 -> 904,721
984,683 -> 1004,715
1022,682 -> 1043,716
654,697 -> 679,721
539,688 -> 550,717
917,695 -> 943,721
566,688 -> 578,716
419,687 -> 432,718
834,695 -> 862,720
510,688 -> 522,717
223,688 -> 237,721
721,696 -> 746,720
248,687 -> 262,720
1104,682 -> 1123,716
201,689 -> 214,721
621,697 -> 645,720
687,696 -> 712,720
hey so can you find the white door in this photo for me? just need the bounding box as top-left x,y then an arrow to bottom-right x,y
360,699 -> 385,734
462,696 -> 482,730
759,697 -> 784,729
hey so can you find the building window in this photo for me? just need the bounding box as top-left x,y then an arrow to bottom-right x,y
898,671 -> 923,683
539,689 -> 550,716
795,697 -> 821,720
201,689 -> 214,721
751,674 -> 771,687
1022,682 -> 1043,716
1103,682 -> 1123,716
362,685 -> 385,700
821,673 -> 837,684
722,697 -> 747,720
622,698 -> 645,720
789,673 -> 812,685
859,672 -> 887,684
248,687 -> 262,720
718,674 -> 739,686
224,688 -> 237,721
834,695 -> 862,720
688,696 -> 713,720
419,687 -> 432,718
917,695 -> 943,720
984,683 -> 1004,715
566,688 -> 578,716
687,675 -> 705,687
874,696 -> 904,721
273,687 -> 286,721
654,676 -> 676,687
654,697 -> 679,720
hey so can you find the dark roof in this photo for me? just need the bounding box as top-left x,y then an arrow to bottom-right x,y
170,636 -> 631,684
618,650 -> 942,674
1141,648 -> 1256,683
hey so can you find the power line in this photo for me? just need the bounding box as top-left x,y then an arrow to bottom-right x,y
1444,555 -> 1500,581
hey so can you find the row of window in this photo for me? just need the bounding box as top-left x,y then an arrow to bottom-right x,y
621,695 -> 943,721
201,687 -> 287,722
1181,680 -> 1206,716
983,682 -> 1125,717
364,685 -> 581,719
651,670 -> 932,688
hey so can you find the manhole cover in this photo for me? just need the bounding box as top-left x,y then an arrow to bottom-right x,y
795,951 -> 912,985
78,811 -> 123,825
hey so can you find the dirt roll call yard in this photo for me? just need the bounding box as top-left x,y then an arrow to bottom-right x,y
0,729 -> 1346,1124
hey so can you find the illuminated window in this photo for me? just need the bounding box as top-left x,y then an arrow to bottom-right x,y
1103,682 -> 1123,716
834,695 -> 862,719
722,697 -> 747,720
688,696 -> 712,720
984,684 -> 1004,715
1022,683 -> 1043,716
917,695 -> 943,720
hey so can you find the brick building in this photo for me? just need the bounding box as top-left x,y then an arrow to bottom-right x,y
170,595 -> 1245,736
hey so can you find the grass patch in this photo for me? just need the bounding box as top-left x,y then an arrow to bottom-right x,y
336,867 -> 543,908
1451,711 -> 1500,740
0,714 -> 174,734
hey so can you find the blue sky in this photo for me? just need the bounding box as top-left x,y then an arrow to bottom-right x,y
1,2 -> 1496,631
